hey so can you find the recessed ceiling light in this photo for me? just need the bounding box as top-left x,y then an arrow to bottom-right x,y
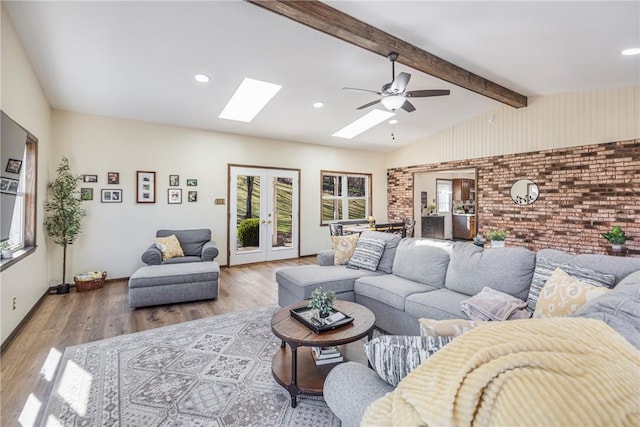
333,110 -> 395,139
389,119 -> 398,124
622,48 -> 640,56
219,77 -> 282,123
313,101 -> 324,108
194,73 -> 210,83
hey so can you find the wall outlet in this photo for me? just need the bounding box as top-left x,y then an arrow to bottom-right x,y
214,198 -> 225,205
12,297 -> 16,310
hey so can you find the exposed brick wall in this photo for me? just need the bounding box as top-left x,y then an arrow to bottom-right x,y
388,139 -> 640,257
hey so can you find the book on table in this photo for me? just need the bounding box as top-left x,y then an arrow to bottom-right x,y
311,346 -> 343,365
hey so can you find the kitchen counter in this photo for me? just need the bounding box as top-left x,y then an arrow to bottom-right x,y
453,213 -> 475,217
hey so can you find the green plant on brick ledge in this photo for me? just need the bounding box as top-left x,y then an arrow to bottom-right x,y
601,225 -> 628,251
308,287 -> 336,318
486,229 -> 508,241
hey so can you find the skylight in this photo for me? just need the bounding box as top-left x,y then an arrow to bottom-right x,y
219,78 -> 282,123
332,110 -> 395,139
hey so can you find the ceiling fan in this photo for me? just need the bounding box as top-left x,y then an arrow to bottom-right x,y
344,52 -> 450,112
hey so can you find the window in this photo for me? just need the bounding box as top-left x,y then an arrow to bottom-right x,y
436,179 -> 452,213
321,171 -> 371,224
1,111 -> 37,270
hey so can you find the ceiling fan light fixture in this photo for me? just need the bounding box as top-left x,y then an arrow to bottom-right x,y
381,95 -> 405,111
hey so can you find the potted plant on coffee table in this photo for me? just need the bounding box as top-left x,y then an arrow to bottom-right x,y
308,287 -> 336,320
601,225 -> 627,252
486,229 -> 508,248
44,157 -> 86,293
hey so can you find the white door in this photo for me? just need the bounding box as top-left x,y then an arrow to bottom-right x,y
229,166 -> 299,266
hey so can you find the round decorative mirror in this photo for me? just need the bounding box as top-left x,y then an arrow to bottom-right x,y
510,179 -> 539,205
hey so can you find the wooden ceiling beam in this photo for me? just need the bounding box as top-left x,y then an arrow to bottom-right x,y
247,0 -> 527,108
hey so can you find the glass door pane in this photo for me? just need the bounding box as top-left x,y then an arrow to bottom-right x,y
272,177 -> 293,250
235,174 -> 261,254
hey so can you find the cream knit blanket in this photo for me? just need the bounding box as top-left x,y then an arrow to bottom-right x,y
361,318 -> 640,427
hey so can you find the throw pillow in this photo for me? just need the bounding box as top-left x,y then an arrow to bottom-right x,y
533,268 -> 611,318
460,287 -> 531,321
526,257 -> 616,312
346,237 -> 386,271
154,235 -> 184,260
364,335 -> 453,387
331,234 -> 359,265
419,318 -> 484,338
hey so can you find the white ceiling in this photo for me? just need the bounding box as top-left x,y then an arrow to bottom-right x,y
5,1 -> 639,153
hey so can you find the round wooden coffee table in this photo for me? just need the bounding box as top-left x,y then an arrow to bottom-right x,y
271,300 -> 375,408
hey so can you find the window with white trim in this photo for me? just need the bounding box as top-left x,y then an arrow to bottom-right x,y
321,171 -> 371,224
436,179 -> 452,213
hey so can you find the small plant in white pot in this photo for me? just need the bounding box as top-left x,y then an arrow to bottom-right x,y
1,240 -> 13,259
601,225 -> 627,252
486,229 -> 508,248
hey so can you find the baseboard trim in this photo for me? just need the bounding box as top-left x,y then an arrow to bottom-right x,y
0,287 -> 49,355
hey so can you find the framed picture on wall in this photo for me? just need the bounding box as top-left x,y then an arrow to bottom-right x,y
186,179 -> 197,186
5,159 -> 22,174
80,188 -> 93,201
168,188 -> 182,204
169,175 -> 179,186
101,189 -> 122,203
107,172 -> 120,184
83,174 -> 98,183
136,171 -> 156,203
188,191 -> 197,202
0,177 -> 19,195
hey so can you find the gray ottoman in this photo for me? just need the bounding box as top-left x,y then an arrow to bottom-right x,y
129,262 -> 219,308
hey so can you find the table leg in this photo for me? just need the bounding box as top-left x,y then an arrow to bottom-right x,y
287,343 -> 300,408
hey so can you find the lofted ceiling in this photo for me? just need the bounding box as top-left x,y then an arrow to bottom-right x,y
4,1 -> 639,153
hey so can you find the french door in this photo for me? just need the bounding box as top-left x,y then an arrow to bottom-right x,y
229,166 -> 299,266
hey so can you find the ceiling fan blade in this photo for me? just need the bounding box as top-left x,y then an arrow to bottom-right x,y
389,72 -> 411,93
357,99 -> 382,110
405,89 -> 451,98
343,87 -> 382,95
401,100 -> 416,112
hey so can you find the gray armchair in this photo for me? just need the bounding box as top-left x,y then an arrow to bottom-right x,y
141,229 -> 219,266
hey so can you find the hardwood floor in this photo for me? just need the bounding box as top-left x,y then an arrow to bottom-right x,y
0,257 -> 315,426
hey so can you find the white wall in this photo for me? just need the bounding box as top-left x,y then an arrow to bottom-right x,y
387,86 -> 640,168
51,111 -> 388,280
1,5 -> 52,344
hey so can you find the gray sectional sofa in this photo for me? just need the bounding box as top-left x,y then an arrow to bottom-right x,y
274,231 -> 640,426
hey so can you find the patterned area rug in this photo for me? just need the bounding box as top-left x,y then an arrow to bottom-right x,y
42,305 -> 340,426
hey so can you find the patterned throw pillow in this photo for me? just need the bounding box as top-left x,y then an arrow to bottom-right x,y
364,335 -> 453,387
331,234 -> 359,265
533,268 -> 610,318
526,257 -> 616,312
346,237 -> 386,271
154,235 -> 184,260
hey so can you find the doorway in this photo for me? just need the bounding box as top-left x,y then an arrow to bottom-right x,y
229,166 -> 299,266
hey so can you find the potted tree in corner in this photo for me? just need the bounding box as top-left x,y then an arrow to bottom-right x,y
44,157 -> 86,294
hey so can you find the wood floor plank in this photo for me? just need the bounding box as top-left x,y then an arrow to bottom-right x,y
0,256 -> 315,425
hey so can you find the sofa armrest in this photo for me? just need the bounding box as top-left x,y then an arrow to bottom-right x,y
201,240 -> 219,262
317,250 -> 335,266
141,244 -> 162,265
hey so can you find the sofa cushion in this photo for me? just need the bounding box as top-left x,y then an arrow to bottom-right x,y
364,335 -> 453,387
405,289 -> 470,320
355,275 -> 438,311
391,238 -> 450,288
359,230 -> 402,273
154,235 -> 184,260
331,234 -> 359,265
347,237 -> 386,271
537,248 -> 640,285
445,242 -> 535,300
276,265 -> 382,299
526,256 -> 616,312
157,229 -> 211,257
533,268 -> 610,318
572,271 -> 640,349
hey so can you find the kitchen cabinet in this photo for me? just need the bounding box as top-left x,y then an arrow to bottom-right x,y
453,215 -> 476,240
421,216 -> 444,239
452,179 -> 475,201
